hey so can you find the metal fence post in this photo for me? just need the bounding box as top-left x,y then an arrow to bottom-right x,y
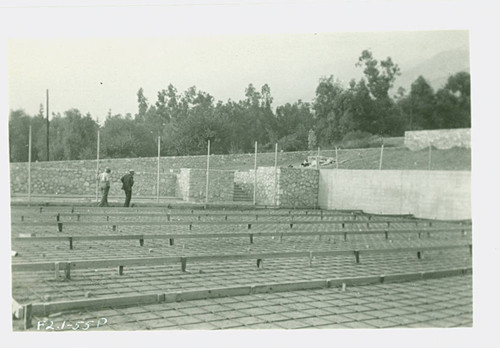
28,125 -> 32,203
253,141 -> 257,205
379,144 -> 384,170
335,146 -> 339,169
205,140 -> 210,204
316,146 -> 320,169
428,142 -> 432,170
157,135 -> 161,203
274,143 -> 278,205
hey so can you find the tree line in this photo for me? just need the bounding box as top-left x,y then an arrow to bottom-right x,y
9,50 -> 471,162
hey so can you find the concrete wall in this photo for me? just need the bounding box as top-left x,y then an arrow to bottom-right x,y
318,169 -> 471,220
404,128 -> 471,151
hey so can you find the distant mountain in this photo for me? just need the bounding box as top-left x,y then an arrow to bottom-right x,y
394,49 -> 470,93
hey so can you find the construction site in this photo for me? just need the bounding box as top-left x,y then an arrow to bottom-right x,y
10,129 -> 472,331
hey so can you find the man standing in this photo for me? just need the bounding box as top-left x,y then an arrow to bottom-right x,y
98,168 -> 111,207
121,169 -> 135,207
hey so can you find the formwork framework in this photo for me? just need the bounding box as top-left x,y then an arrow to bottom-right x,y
11,206 -> 473,330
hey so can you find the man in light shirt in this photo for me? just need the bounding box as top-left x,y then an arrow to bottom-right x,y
98,168 -> 111,207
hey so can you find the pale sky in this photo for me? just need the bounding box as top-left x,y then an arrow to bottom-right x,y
4,1 -> 475,125
7,30 -> 469,122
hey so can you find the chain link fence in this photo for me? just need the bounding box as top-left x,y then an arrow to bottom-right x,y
11,140 -> 470,206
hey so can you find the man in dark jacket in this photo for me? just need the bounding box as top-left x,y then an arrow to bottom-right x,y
121,169 -> 134,207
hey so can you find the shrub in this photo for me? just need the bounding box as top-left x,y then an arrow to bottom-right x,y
278,134 -> 307,152
340,131 -> 383,149
341,131 -> 372,142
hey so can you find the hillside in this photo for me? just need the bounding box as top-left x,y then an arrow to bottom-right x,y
10,143 -> 471,173
207,146 -> 471,171
395,49 -> 470,92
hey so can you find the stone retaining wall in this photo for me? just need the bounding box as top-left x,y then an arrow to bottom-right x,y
177,169 -> 190,201
10,150 -> 319,197
10,162 -> 178,197
10,151 -> 469,218
277,167 -> 319,208
255,167 -> 278,206
234,170 -> 255,198
234,167 -> 318,208
177,169 -> 235,202
404,128 -> 471,151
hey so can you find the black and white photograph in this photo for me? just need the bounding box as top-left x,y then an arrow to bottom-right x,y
1,0 -> 498,346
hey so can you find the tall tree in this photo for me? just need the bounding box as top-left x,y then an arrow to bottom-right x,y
313,75 -> 345,145
214,100 -> 246,153
236,83 -> 278,151
409,76 -> 436,129
307,129 -> 317,150
275,100 -> 314,151
136,88 -> 149,122
355,50 -> 402,135
356,50 -> 401,100
155,84 -> 180,125
101,113 -> 155,158
349,78 -> 376,133
163,86 -> 226,155
435,71 -> 471,128
43,109 -> 99,161
9,110 -> 31,162
8,109 -> 47,162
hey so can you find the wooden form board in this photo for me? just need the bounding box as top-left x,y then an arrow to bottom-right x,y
14,209 -> 414,221
12,218 -> 455,230
12,243 -> 471,273
17,267 -> 472,325
54,210 -> 362,218
16,207 -> 472,228
16,206 -> 364,215
12,226 -> 473,249
14,205 -> 473,224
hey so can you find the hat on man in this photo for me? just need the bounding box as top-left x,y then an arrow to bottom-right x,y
105,167 -> 111,173
129,169 -> 135,174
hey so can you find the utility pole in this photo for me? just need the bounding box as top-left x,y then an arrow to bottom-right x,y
95,129 -> 100,202
46,89 -> 49,161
